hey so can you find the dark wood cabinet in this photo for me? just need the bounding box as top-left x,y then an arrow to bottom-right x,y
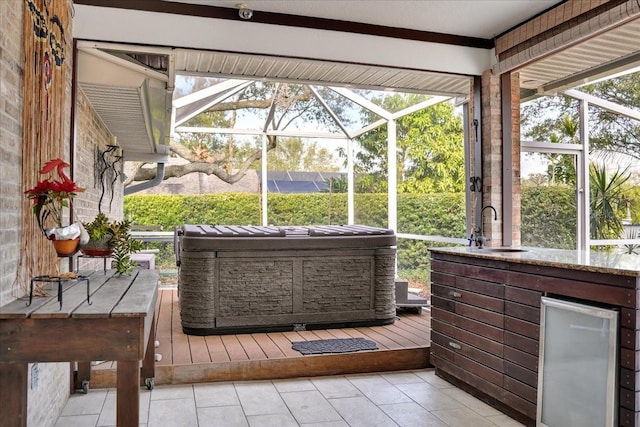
430,249 -> 639,426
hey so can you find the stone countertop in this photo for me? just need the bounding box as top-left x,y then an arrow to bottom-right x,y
429,246 -> 640,277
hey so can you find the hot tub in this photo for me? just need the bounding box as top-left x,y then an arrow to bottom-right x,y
175,224 -> 397,335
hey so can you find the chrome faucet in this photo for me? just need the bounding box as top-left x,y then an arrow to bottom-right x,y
476,205 -> 497,249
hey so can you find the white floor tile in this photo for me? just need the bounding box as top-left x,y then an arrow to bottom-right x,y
55,414 -> 100,427
310,376 -> 362,399
235,382 -> 290,416
246,413 -> 299,427
440,386 -> 502,417
60,390 -> 108,416
347,375 -> 412,405
329,396 -> 398,427
379,402 -> 448,426
198,405 -> 249,426
194,382 -> 240,407
380,371 -> 426,385
298,422 -> 349,427
395,382 -> 464,411
486,413 -> 528,426
55,369 -> 531,427
149,384 -> 193,401
280,390 -> 342,424
413,369 -> 456,389
273,377 -> 317,393
432,407 -> 498,427
147,397 -> 197,427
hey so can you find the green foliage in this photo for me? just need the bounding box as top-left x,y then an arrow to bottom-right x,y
590,163 -> 630,240
520,185 -> 577,249
125,183 -> 638,271
626,186 -> 640,223
325,176 -> 348,193
257,137 -> 339,172
268,194 -> 347,225
522,73 -> 640,161
125,194 -> 262,227
83,213 -> 114,241
351,95 -> 465,193
124,192 -> 467,271
354,194 -> 387,226
97,216 -> 145,275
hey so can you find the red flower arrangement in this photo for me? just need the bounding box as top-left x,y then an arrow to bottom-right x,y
24,158 -> 84,235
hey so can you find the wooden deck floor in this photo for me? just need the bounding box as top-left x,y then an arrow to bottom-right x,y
91,288 -> 431,388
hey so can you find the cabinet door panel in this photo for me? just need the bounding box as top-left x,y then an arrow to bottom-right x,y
504,316 -> 538,339
432,342 -> 503,386
431,320 -> 504,359
504,301 -> 539,323
431,270 -> 456,287
503,389 -> 537,420
504,345 -> 538,372
431,307 -> 503,343
504,360 -> 537,388
431,294 -> 455,313
504,330 -> 538,356
433,284 -> 503,313
504,285 -> 541,306
504,376 -> 537,404
455,350 -> 504,385
432,331 -> 503,372
431,341 -> 456,365
456,276 -> 504,298
456,303 -> 504,328
433,354 -> 506,405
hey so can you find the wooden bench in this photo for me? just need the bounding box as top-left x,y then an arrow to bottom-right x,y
0,269 -> 158,427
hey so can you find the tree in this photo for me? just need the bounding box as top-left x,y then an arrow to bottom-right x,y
349,94 -> 464,193
126,81 -> 350,186
256,137 -> 338,172
522,73 -> 640,160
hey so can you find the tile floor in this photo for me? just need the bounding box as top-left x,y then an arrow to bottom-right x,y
55,369 -> 525,427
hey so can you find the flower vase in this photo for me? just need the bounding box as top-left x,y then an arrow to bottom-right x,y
52,238 -> 80,256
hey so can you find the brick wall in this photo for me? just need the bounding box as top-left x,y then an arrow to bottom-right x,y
74,88 -> 123,272
74,88 -> 123,221
0,0 -> 24,307
496,0 -> 608,58
481,70 -> 503,244
509,73 -> 521,246
0,1 -> 122,424
1,2 -> 72,426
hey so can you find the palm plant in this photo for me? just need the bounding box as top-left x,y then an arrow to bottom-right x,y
589,163 -> 630,240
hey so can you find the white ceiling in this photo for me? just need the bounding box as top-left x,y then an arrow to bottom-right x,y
165,0 -> 560,39
74,0 -> 640,161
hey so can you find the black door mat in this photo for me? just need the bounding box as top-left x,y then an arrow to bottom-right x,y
291,338 -> 378,355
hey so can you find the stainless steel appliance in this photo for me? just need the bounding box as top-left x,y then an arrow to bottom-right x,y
537,296 -> 618,427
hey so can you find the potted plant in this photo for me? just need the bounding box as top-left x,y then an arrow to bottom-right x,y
81,213 -> 116,256
82,214 -> 144,274
24,158 -> 85,255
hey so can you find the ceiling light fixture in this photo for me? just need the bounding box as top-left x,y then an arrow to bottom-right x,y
237,4 -> 253,20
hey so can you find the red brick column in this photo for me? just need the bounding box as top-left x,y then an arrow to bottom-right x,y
480,70 -> 503,245
479,70 -> 522,246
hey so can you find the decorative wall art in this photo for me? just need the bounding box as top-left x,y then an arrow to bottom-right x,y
18,0 -> 72,292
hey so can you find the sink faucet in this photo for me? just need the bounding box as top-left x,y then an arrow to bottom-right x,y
476,205 -> 497,249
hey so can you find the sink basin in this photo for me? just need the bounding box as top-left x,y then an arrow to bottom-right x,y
480,248 -> 528,253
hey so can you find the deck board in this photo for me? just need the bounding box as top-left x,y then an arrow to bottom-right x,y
204,335 -> 231,362
251,333 -> 286,359
92,288 -> 431,387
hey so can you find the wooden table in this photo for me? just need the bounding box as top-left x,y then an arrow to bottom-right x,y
0,269 -> 158,427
